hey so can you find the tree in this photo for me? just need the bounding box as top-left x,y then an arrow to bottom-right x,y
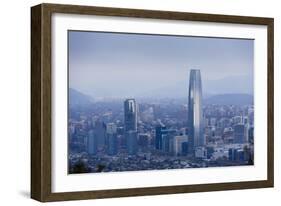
71,160 -> 90,174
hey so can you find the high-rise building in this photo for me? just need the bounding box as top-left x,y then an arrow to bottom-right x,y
161,134 -> 172,153
124,99 -> 137,132
229,148 -> 247,162
173,135 -> 188,156
93,120 -> 106,149
248,127 -> 254,143
181,142 -> 189,156
88,129 -> 97,155
155,123 -> 166,150
106,123 -> 118,155
188,69 -> 204,155
234,124 -> 247,143
126,130 -> 138,155
155,123 -> 177,151
228,148 -> 237,161
124,99 -> 138,155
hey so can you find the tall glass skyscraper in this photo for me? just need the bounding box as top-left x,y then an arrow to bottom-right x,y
93,120 -> 106,149
124,99 -> 138,155
155,123 -> 166,150
188,69 -> 204,155
124,99 -> 137,132
126,130 -> 138,155
155,123 -> 177,152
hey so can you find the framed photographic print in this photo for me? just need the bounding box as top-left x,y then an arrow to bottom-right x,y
31,3 -> 274,202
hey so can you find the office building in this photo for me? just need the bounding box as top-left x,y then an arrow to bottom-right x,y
234,124 -> 246,143
106,123 -> 118,155
155,123 -> 177,151
173,135 -> 188,156
124,99 -> 138,155
126,130 -> 138,155
188,69 -> 204,155
124,99 -> 137,132
155,123 -> 166,150
93,119 -> 106,149
161,134 -> 173,153
88,129 -> 97,155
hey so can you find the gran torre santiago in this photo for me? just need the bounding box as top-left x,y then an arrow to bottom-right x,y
188,69 -> 205,156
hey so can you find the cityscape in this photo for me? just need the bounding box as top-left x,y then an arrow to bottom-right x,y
68,69 -> 254,174
68,31 -> 254,174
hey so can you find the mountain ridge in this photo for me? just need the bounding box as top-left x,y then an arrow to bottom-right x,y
69,88 -> 94,106
204,93 -> 253,105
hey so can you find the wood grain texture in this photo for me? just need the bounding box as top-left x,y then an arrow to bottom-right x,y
31,4 -> 42,201
31,3 -> 274,202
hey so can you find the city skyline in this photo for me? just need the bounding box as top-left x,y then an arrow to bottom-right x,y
69,31 -> 254,99
68,31 -> 254,174
68,69 -> 254,173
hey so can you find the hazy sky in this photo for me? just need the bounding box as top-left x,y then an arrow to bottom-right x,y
69,31 -> 254,98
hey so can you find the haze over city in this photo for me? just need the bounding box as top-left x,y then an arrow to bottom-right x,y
68,31 -> 254,174
69,31 -> 254,99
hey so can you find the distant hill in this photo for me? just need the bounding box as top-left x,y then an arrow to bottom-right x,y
203,75 -> 253,95
69,88 -> 93,106
136,75 -> 253,99
204,94 -> 253,105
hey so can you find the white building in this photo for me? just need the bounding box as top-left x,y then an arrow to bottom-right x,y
195,147 -> 207,159
173,135 -> 188,156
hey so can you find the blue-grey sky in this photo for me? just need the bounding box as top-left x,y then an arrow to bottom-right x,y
69,31 -> 254,99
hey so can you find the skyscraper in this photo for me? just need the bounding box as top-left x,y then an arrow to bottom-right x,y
248,127 -> 254,143
155,123 -> 166,150
155,122 -> 177,151
188,69 -> 204,155
126,130 -> 138,155
161,134 -> 172,153
106,123 -> 118,155
124,99 -> 137,132
124,99 -> 138,155
88,129 -> 97,155
93,120 -> 106,149
173,135 -> 188,156
234,124 -> 247,143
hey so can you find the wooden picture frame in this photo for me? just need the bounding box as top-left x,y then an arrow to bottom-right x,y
31,3 -> 274,202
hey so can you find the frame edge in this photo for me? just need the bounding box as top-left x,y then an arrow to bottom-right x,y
267,18 -> 274,188
31,4 -> 43,202
41,3 -> 273,25
30,3 -> 274,202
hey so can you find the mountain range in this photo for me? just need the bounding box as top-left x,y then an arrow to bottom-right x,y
69,88 -> 253,106
204,93 -> 253,105
69,88 -> 93,106
135,75 -> 253,98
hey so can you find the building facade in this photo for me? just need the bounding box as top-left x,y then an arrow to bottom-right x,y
124,99 -> 138,155
188,69 -> 204,155
234,124 -> 247,143
126,130 -> 138,155
155,123 -> 166,150
106,123 -> 118,155
93,120 -> 106,149
173,135 -> 188,156
124,99 -> 137,132
88,129 -> 97,155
